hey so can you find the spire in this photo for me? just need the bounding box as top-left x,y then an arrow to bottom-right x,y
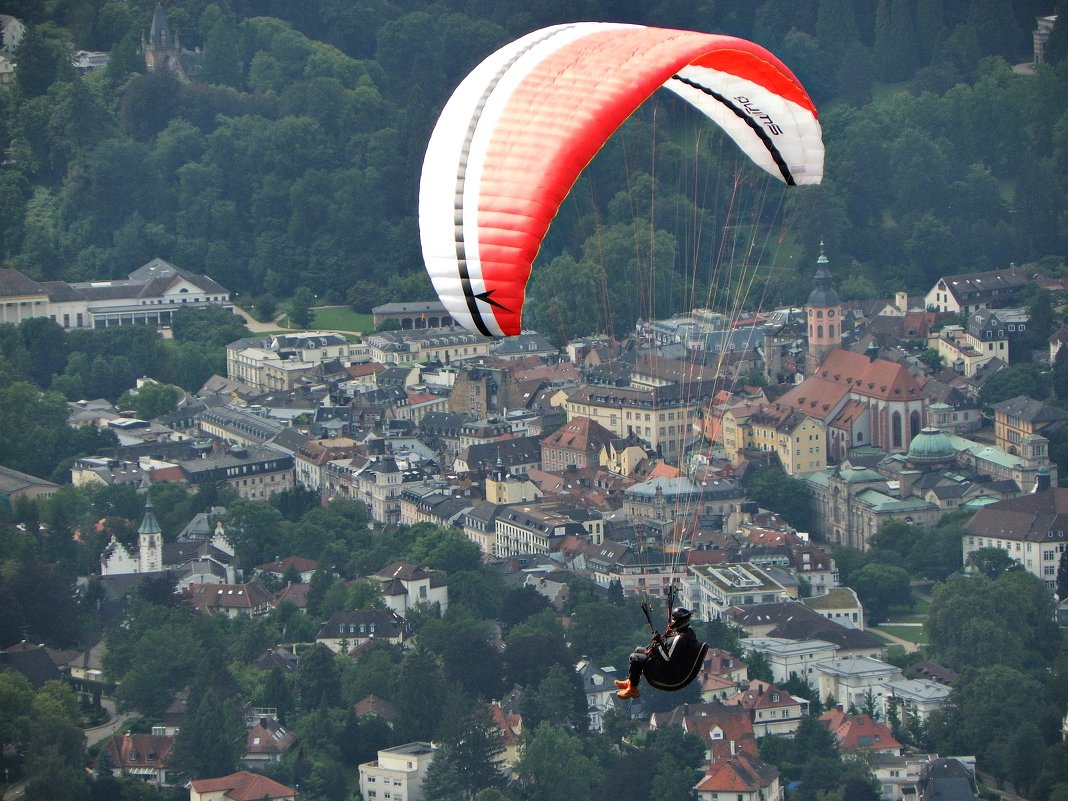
138,493 -> 162,536
149,3 -> 172,49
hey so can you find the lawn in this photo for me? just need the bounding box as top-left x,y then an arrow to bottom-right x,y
276,305 -> 373,334
875,624 -> 930,645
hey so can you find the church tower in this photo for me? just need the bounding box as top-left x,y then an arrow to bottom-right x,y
137,494 -> 163,573
142,4 -> 178,74
805,244 -> 842,374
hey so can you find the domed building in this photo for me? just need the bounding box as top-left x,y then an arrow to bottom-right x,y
905,427 -> 956,469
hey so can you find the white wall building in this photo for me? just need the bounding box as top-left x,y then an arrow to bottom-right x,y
740,637 -> 839,685
359,743 -> 436,801
814,656 -> 902,711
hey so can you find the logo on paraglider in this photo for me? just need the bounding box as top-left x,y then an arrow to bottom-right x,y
733,96 -> 783,135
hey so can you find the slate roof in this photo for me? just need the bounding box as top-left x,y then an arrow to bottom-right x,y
966,488 -> 1068,542
0,644 -> 63,688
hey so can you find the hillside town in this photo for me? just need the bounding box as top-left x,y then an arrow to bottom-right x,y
4,249 -> 1068,801
4,3 -> 1068,801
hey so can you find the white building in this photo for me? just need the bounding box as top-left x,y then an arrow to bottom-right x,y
686,562 -> 794,621
740,637 -> 839,685
359,743 -> 436,801
814,656 -> 902,711
0,258 -> 232,329
883,678 -> 952,721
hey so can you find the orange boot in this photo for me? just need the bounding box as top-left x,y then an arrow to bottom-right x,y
614,678 -> 629,689
617,681 -> 640,699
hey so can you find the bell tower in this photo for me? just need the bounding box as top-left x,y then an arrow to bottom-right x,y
805,243 -> 842,374
137,493 -> 163,573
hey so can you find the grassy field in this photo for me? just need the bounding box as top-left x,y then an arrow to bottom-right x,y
276,306 -> 373,334
875,624 -> 930,645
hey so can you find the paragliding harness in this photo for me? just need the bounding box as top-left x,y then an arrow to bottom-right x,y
636,588 -> 708,692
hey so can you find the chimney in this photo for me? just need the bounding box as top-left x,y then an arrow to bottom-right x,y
866,342 -> 879,362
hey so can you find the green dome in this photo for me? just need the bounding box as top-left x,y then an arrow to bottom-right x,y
907,427 -> 955,464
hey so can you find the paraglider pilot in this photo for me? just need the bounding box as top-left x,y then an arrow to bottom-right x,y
616,607 -> 707,700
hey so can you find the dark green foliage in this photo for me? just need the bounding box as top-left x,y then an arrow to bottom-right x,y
423,706 -> 506,801
746,465 -> 814,531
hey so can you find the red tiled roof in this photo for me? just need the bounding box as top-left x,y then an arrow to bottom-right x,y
819,711 -> 901,752
190,770 -> 295,800
696,751 -> 779,792
105,732 -> 174,769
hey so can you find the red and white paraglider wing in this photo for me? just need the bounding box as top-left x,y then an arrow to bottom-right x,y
419,22 -> 824,337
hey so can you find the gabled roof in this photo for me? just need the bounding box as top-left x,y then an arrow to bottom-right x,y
541,416 -> 616,453
104,732 -> 175,769
189,770 -> 295,800
819,710 -> 901,752
246,717 -> 296,755
695,750 -> 779,793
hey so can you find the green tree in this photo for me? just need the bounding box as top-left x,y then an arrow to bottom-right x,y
967,545 -> 1022,579
289,287 -> 316,329
746,466 -> 814,531
13,25 -> 70,100
849,563 -> 912,625
519,664 -> 588,732
978,363 -> 1051,408
514,723 -> 601,801
117,381 -> 182,419
298,644 -> 342,711
423,706 -> 505,801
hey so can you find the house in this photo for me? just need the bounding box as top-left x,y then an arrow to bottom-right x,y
924,266 -> 1031,315
256,556 -> 320,584
354,695 -> 398,723
918,757 -> 981,801
814,656 -> 902,711
243,717 -> 296,768
0,643 -> 63,689
802,586 -> 864,629
651,701 -> 757,764
358,742 -> 436,801
819,708 -> 901,755
372,563 -> 449,616
990,394 -> 1068,460
371,301 -> 454,330
883,677 -> 951,721
724,679 -> 807,736
740,637 -> 838,686
720,402 -> 827,476
963,487 -> 1068,592
187,582 -> 273,618
143,3 -> 204,79
254,648 -> 299,674
315,609 -> 408,653
226,332 -> 356,391
102,732 -> 175,786
695,750 -> 782,801
189,771 -> 296,801
0,14 -> 26,56
540,416 -> 617,472
575,659 -> 625,733
697,648 -> 748,702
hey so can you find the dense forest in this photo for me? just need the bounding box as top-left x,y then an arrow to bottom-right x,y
1,0 -> 1068,344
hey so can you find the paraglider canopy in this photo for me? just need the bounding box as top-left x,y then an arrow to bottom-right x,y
419,22 -> 825,337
